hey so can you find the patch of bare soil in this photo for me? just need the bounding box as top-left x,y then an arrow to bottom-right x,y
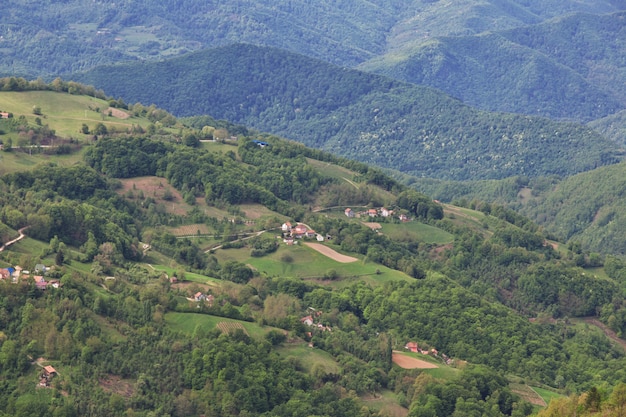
117,176 -> 187,215
304,242 -> 358,263
362,222 -> 382,230
392,352 -> 438,369
106,107 -> 130,119
99,374 -> 135,398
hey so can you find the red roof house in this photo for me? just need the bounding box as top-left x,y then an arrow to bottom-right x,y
405,342 -> 419,353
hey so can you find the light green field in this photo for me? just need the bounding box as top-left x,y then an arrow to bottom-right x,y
306,158 -> 356,181
380,222 -> 453,245
165,312 -> 269,339
275,344 -> 341,374
0,147 -> 86,174
214,242 -> 412,285
359,390 -> 409,417
0,91 -> 151,138
533,386 -> 564,405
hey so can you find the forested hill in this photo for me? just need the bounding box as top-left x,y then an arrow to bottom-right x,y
1,0 -> 622,78
6,87 -> 626,416
359,11 -> 626,122
72,43 -> 622,181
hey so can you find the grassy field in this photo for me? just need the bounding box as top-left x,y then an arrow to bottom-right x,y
533,386 -> 563,406
0,91 -> 152,139
213,242 -> 412,285
380,222 -> 453,245
0,147 -> 86,174
275,344 -> 341,374
360,390 -> 409,417
165,312 -> 270,339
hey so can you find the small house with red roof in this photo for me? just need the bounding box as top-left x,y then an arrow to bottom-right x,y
405,342 -> 419,353
368,208 -> 378,217
345,208 -> 354,218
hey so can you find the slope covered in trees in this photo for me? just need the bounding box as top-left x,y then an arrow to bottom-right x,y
72,44 -> 623,181
3,89 -> 626,416
360,11 -> 626,122
1,0 -> 622,78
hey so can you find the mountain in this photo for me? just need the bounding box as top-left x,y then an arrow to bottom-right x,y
2,0 -> 623,78
360,11 -> 626,122
71,43 -> 623,181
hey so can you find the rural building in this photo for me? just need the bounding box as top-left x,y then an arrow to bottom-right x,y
281,222 -> 292,232
0,269 -> 11,280
368,208 -> 378,217
300,316 -> 314,326
405,342 -> 419,353
381,208 -> 392,217
34,276 -> 47,290
345,208 -> 354,218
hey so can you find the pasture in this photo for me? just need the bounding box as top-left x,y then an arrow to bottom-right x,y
214,241 -> 412,285
165,312 -> 270,339
378,222 -> 453,245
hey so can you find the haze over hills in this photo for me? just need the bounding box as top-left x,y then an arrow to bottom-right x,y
2,1 -> 625,126
361,11 -> 626,122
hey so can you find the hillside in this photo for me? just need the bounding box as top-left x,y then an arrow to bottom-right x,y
5,88 -> 626,415
360,11 -> 626,122
71,44 -> 623,181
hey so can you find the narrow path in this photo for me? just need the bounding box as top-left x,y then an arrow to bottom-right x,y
0,226 -> 29,252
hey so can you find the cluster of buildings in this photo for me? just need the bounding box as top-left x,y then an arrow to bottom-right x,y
0,264 -> 60,290
345,207 -> 409,222
404,341 -> 453,365
281,222 -> 327,245
301,309 -> 332,345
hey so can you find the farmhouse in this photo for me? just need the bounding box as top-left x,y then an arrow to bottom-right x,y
34,276 -> 47,290
405,342 -> 419,353
345,208 -> 354,218
300,315 -> 314,326
281,222 -> 292,232
368,208 -> 378,217
0,269 -> 11,280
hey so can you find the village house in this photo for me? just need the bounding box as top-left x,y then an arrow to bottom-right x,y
292,224 -> 308,238
300,315 -> 314,326
40,365 -> 57,387
283,236 -> 295,245
345,208 -> 354,218
0,268 -> 11,280
405,342 -> 419,353
305,229 -> 316,239
316,234 -> 324,242
399,214 -> 409,222
368,208 -> 378,217
34,276 -> 47,290
381,208 -> 392,217
281,222 -> 292,232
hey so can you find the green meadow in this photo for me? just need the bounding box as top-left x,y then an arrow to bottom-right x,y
165,312 -> 269,339
213,242 -> 412,285
379,222 -> 453,245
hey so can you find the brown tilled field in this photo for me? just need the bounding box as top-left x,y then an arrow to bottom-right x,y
391,352 -> 438,369
304,243 -> 358,263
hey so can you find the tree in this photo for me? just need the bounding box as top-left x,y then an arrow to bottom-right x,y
183,132 -> 200,147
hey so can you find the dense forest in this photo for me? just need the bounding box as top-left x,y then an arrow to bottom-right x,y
361,11 -> 626,122
72,44 -> 623,181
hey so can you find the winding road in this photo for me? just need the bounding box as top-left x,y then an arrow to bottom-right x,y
0,226 -> 29,252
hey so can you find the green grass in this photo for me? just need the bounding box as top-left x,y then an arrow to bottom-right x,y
0,148 -> 86,174
306,158 -> 356,181
533,386 -> 564,405
165,312 -> 271,339
215,243 -> 412,285
275,344 -> 341,374
0,91 -> 153,139
380,222 -> 453,245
